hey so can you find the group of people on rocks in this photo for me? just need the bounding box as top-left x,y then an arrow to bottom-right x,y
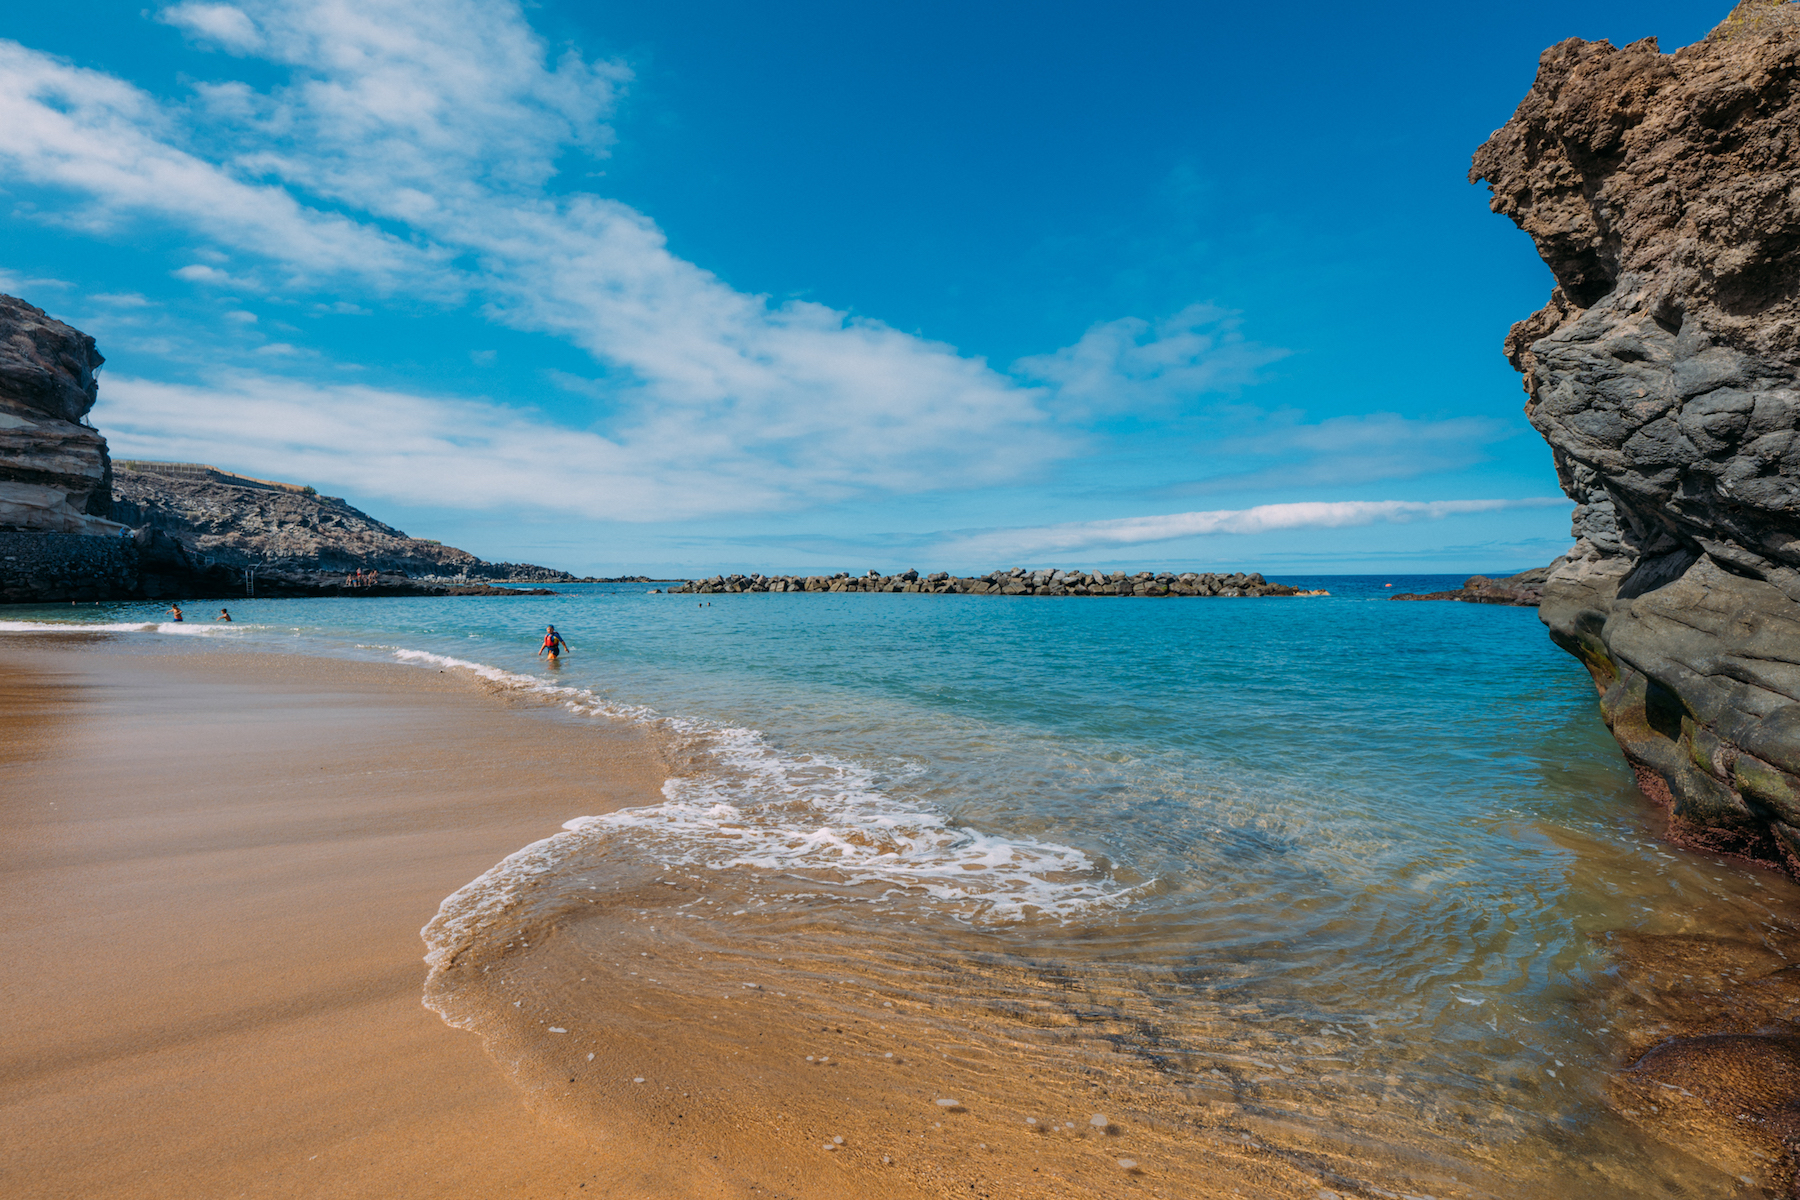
345,568 -> 378,589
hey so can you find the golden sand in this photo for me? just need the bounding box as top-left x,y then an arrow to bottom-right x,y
0,637 -> 665,1199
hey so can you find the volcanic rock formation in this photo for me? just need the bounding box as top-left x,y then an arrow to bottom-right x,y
1472,0 -> 1800,873
109,463 -> 574,581
0,294 -> 120,535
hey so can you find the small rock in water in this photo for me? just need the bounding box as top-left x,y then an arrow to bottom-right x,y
549,1027 -> 567,1034
633,1076 -> 645,1083
1117,1158 -> 1139,1173
1090,1113 -> 1109,1128
832,1136 -> 844,1145
1025,1117 -> 1037,1125
884,1052 -> 893,1059
587,1053 -> 595,1061
806,1056 -> 815,1062
935,1098 -> 960,1108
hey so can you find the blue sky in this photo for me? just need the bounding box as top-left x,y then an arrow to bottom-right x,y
0,1 -> 1720,576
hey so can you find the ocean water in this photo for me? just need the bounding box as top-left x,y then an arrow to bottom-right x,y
7,576 -> 1795,1197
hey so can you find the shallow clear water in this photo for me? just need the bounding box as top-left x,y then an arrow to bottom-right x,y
9,578 -> 1795,1196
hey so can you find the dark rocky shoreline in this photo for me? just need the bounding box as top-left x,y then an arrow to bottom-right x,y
1389,564 -> 1555,606
669,568 -> 1327,597
0,529 -> 556,604
1476,1 -> 1800,1188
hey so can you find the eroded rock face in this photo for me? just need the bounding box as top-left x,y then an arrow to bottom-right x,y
0,295 -> 118,534
1473,1 -> 1800,873
1483,2 -> 1800,874
109,466 -> 575,581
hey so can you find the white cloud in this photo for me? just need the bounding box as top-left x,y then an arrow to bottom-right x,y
933,499 -> 1571,562
96,370 -> 1053,521
1014,303 -> 1286,417
0,11 -> 1088,511
1173,412 -> 1519,493
90,292 -> 154,307
159,3 -> 264,54
224,309 -> 257,323
0,4 -> 1377,526
0,270 -> 70,294
173,264 -> 233,283
0,39 -> 434,282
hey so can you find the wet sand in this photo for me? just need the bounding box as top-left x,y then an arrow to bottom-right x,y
0,636 -> 672,1199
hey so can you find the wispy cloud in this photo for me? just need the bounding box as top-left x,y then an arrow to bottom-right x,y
931,499 -> 1570,562
0,270 -> 70,294
1165,412 -> 1519,494
0,6 -> 1291,521
98,370 -> 1057,521
1014,303 -> 1286,418
159,2 -> 266,53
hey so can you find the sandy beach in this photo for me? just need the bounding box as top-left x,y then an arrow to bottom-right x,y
8,629 -> 1720,1200
0,635 -> 671,1199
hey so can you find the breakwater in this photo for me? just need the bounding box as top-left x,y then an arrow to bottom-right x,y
668,567 -> 1325,596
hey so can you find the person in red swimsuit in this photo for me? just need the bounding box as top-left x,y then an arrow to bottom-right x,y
537,625 -> 572,660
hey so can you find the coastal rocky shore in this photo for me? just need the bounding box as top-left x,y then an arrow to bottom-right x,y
670,568 -> 1324,597
1389,564 -> 1555,606
0,295 -> 567,603
1476,0 -> 1800,1185
1474,0 -> 1800,875
109,462 -> 575,583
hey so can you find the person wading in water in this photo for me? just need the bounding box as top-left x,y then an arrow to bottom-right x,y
537,625 -> 572,662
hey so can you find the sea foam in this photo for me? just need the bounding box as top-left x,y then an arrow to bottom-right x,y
411,645 -> 1142,981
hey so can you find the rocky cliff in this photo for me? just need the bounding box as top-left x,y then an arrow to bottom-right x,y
0,295 -> 575,600
109,464 -> 574,582
0,295 -> 121,536
1472,0 -> 1800,873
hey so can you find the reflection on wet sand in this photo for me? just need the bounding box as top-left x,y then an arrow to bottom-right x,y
426,818 -> 1800,1199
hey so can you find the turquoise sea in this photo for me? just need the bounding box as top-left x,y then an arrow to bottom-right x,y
8,577 -> 1793,1197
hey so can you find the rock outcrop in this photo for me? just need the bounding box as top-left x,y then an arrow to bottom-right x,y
1473,0 -> 1800,872
670,568 -> 1326,597
109,464 -> 575,582
0,296 -> 575,602
1389,564 -> 1557,606
0,295 -> 120,536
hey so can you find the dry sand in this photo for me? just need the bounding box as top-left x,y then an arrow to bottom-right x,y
0,635 -> 668,1199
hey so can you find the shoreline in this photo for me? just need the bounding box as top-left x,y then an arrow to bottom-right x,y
0,631 -> 1341,1200
5,623 -> 1792,1196
0,635 -> 668,1199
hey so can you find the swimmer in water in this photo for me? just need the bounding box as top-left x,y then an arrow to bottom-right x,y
217,608 -> 232,622
537,624 -> 572,661
168,604 -> 183,622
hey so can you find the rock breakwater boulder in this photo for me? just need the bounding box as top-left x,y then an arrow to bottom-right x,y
1473,1 -> 1800,872
669,569 -> 1326,598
